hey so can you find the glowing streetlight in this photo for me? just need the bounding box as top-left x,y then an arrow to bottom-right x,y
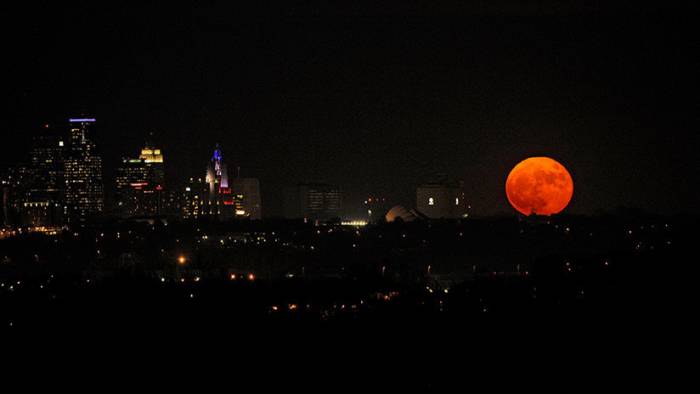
177,255 -> 186,265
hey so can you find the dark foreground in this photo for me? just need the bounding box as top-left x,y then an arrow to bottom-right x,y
2,215 -> 693,388
1,214 -> 691,332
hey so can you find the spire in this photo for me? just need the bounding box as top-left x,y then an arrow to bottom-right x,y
212,143 -> 223,162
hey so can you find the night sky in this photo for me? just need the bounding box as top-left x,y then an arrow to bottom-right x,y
4,2 -> 699,216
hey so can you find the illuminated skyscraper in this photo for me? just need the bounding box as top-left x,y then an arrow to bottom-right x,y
64,117 -> 104,223
205,144 -> 235,219
115,144 -> 165,217
115,157 -> 150,217
182,145 -> 260,220
139,145 -> 165,186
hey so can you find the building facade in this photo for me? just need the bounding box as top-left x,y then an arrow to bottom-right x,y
64,118 -> 104,223
284,183 -> 342,220
115,145 -> 165,217
230,178 -> 262,220
416,180 -> 469,219
181,176 -> 209,219
19,124 -> 67,226
1,166 -> 30,226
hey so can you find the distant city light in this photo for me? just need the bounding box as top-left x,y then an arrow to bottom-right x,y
341,220 -> 368,226
178,255 -> 186,265
68,118 -> 96,123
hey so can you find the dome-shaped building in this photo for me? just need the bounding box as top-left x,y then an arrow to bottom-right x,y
385,205 -> 419,223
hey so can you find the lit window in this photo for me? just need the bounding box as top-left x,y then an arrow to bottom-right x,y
59,141 -> 64,147
455,197 -> 459,206
428,197 -> 435,206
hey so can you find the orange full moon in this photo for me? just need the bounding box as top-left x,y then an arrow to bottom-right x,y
505,157 -> 574,216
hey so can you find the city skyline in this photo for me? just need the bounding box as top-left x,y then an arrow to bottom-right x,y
4,3 -> 698,217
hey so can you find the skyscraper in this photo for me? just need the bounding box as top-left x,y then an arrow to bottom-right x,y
115,157 -> 150,217
182,145 -> 261,221
139,146 -> 165,186
64,117 -> 104,223
115,144 -> 165,217
206,144 -> 240,219
23,124 -> 66,226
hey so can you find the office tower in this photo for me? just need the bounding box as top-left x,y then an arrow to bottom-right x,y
115,157 -> 149,217
64,117 -> 104,223
22,124 -> 66,226
115,144 -> 165,217
284,183 -> 342,220
416,179 -> 468,219
139,145 -> 165,186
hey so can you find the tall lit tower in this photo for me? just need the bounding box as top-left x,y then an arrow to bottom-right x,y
206,144 -> 229,196
64,117 -> 104,223
204,144 -> 234,219
115,143 -> 165,218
